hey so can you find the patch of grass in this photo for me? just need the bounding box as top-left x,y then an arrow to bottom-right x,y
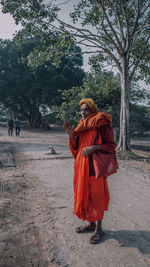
132,149 -> 150,158
117,150 -> 150,162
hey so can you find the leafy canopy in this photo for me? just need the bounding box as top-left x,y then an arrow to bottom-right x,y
55,68 -> 121,126
0,31 -> 85,126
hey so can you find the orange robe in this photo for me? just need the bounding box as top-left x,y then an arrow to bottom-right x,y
68,112 -> 116,222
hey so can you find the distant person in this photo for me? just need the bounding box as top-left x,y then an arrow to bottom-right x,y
8,118 -> 14,136
14,118 -> 21,136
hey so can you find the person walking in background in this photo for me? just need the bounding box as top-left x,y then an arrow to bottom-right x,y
14,118 -> 21,136
8,117 -> 14,136
64,98 -> 118,244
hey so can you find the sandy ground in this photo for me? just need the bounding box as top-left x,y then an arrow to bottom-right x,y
0,125 -> 150,267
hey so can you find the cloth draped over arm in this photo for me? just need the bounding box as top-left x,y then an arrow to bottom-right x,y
68,112 -> 116,158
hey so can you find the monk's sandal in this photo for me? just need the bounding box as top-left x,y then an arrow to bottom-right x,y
89,231 -> 105,244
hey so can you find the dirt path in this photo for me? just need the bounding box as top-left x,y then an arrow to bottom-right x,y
0,126 -> 150,267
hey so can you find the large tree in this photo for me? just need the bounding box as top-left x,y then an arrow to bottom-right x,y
1,0 -> 150,149
0,34 -> 85,127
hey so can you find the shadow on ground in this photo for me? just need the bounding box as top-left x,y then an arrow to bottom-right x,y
101,230 -> 150,254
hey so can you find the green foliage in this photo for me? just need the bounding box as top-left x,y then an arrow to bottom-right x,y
0,32 -> 85,127
0,104 -> 12,121
131,86 -> 150,105
53,87 -> 81,126
1,0 -> 58,28
130,104 -> 150,136
55,67 -> 150,134
27,31 -> 77,68
55,70 -> 121,126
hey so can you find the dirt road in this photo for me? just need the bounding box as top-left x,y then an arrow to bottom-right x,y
0,126 -> 150,267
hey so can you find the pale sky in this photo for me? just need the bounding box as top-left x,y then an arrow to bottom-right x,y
0,1 -> 79,39
0,0 -> 77,39
0,8 -> 21,39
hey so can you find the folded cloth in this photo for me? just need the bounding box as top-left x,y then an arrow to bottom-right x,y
93,151 -> 118,178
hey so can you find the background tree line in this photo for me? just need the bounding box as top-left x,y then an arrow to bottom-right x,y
0,0 -> 150,150
0,32 -> 85,127
1,0 -> 150,150
0,30 -> 149,137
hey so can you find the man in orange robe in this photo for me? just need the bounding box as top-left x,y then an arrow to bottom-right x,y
64,98 -> 117,244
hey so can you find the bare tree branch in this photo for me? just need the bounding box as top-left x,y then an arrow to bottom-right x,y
69,48 -> 121,72
103,48 -> 121,72
105,0 -> 126,45
114,0 -> 126,45
101,6 -> 120,53
121,0 -> 130,53
140,1 -> 150,17
68,51 -> 101,55
56,0 -> 72,7
98,0 -> 122,49
76,41 -> 98,48
131,24 -> 150,41
55,18 -> 110,49
49,15 -> 122,72
130,0 -> 144,37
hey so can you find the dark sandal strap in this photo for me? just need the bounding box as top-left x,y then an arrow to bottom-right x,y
76,225 -> 95,233
89,231 -> 105,244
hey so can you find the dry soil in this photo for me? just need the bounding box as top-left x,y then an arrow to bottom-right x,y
0,125 -> 150,267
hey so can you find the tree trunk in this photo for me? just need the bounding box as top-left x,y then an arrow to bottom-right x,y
117,55 -> 130,151
29,110 -> 42,128
33,111 -> 42,128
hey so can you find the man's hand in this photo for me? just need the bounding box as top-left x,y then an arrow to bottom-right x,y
81,146 -> 96,156
81,145 -> 101,156
63,122 -> 75,138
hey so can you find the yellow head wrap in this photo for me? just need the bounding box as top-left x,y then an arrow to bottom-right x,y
79,98 -> 98,114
